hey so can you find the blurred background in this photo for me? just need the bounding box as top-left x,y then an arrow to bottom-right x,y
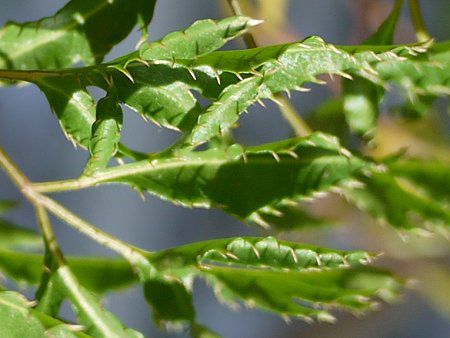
0,0 -> 449,337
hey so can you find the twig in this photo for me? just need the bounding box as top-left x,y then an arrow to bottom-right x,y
0,145 -> 149,267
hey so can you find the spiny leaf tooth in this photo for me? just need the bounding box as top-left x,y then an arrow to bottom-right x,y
317,311 -> 337,324
293,86 -> 311,92
246,18 -> 265,27
297,315 -> 314,324
286,150 -> 299,159
336,71 -> 353,80
251,213 -> 271,228
107,65 -> 134,83
311,78 -> 327,85
225,252 -> 239,260
270,151 -> 281,162
256,98 -> 266,107
187,68 -> 197,80
369,51 -> 382,61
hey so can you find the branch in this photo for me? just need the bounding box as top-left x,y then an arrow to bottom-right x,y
0,145 -> 149,268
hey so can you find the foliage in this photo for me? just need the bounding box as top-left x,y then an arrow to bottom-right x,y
0,0 -> 448,337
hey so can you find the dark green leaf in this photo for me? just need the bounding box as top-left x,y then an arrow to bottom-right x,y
84,89 -> 123,174
345,171 -> 450,232
343,0 -> 403,138
144,276 -> 195,327
0,249 -> 136,293
0,0 -> 156,71
0,217 -> 42,250
203,266 -> 402,321
94,133 -> 367,219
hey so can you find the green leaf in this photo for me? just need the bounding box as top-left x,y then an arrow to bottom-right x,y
388,159 -> 450,204
345,171 -> 450,232
32,16 -> 257,147
0,290 -> 47,337
150,236 -> 374,275
191,323 -> 221,338
364,0 -> 403,46
0,202 -> 42,250
147,236 -> 398,322
203,266 -> 401,322
93,133 -> 367,219
0,249 -> 136,293
144,275 -> 195,327
0,290 -> 89,338
0,200 -> 17,215
139,16 -> 262,61
52,266 -> 142,338
106,16 -> 260,132
185,36 -> 418,145
247,202 -> 333,230
344,0 -> 403,138
343,79 -> 380,138
374,41 -> 450,117
0,0 -> 156,71
37,77 -> 96,148
84,89 -> 123,174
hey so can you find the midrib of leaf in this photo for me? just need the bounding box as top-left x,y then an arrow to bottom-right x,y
0,296 -> 32,313
57,266 -> 121,338
0,0 -> 110,68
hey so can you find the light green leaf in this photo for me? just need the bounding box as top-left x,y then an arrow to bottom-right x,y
0,290 -> 89,338
84,89 -> 123,174
93,133 -> 367,219
0,0 -> 156,71
150,236 -> 374,275
0,290 -> 46,337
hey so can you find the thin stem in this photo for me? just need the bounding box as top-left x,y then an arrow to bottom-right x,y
0,144 -> 149,266
275,95 -> 312,136
36,205 -> 65,266
226,0 -> 312,137
408,0 -> 431,42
